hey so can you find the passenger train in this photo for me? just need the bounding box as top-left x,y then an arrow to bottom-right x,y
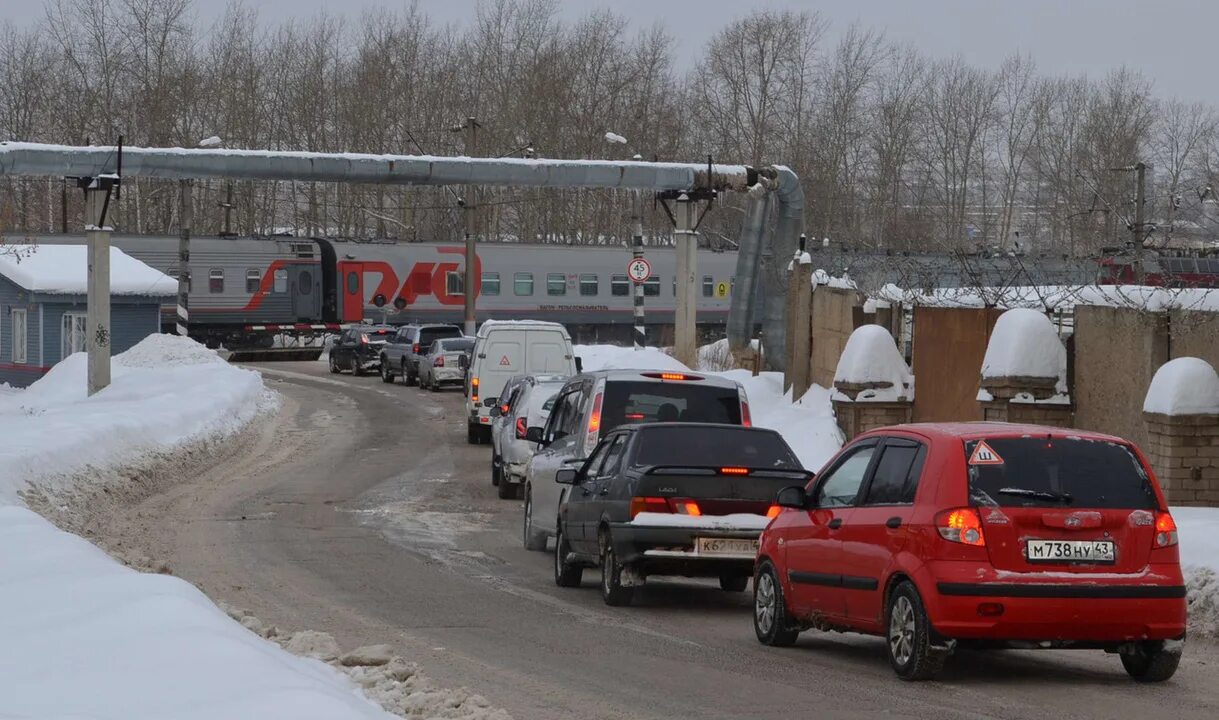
21,234 -> 741,347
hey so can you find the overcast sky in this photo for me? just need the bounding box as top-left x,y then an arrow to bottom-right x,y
8,0 -> 1216,104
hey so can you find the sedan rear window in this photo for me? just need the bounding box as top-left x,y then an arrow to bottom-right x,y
966,437 -> 1157,509
601,380 -> 741,431
439,338 -> 474,352
633,426 -> 799,469
420,327 -> 463,347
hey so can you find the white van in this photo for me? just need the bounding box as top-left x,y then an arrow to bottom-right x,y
464,320 -> 578,443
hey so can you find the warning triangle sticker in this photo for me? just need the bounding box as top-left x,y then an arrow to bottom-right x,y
499,355 -> 512,366
969,440 -> 1004,466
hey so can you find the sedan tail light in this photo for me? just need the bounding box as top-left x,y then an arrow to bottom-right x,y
515,417 -> 528,439
629,496 -> 671,519
936,507 -> 986,546
413,343 -> 420,354
435,356 -> 444,367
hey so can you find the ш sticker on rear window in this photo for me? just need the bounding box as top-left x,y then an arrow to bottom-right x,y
968,440 -> 1004,466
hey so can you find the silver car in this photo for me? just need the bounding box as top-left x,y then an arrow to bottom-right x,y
490,376 -> 566,499
418,337 -> 475,391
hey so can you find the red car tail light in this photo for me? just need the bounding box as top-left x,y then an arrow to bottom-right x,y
630,496 -> 671,519
741,399 -> 752,427
640,372 -> 703,381
583,391 -> 604,456
1155,511 -> 1178,547
674,501 -> 702,516
435,356 -> 445,367
765,505 -> 782,519
515,417 -> 528,439
720,467 -> 750,475
936,508 -> 986,546
413,343 -> 420,354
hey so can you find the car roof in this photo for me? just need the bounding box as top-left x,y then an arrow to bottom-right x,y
568,369 -> 739,389
860,421 -> 1129,445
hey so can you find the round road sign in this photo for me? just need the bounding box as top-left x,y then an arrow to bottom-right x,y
627,258 -> 652,283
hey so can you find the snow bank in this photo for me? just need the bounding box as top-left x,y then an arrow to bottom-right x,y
832,325 -> 914,402
0,243 -> 177,295
981,309 -> 1067,390
0,506 -> 398,720
573,343 -> 688,373
0,334 -> 270,503
1173,507 -> 1219,637
1143,358 -> 1219,415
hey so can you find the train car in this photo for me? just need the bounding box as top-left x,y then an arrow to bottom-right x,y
16,234 -> 742,348
1097,252 -> 1219,288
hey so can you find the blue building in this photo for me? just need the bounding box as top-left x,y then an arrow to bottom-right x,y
0,244 -> 175,388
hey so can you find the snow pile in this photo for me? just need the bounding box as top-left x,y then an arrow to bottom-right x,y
720,369 -> 844,471
813,268 -> 857,290
573,344 -> 688,373
0,507 -> 392,720
0,334 -> 270,503
1174,507 -> 1219,637
981,309 -> 1067,390
696,337 -> 760,372
0,243 -> 177,295
1143,358 -> 1219,416
631,511 -> 771,531
832,325 -> 914,402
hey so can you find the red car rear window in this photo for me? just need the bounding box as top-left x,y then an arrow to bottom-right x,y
965,437 -> 1157,509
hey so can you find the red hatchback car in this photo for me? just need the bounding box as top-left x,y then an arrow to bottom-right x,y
754,423 -> 1187,682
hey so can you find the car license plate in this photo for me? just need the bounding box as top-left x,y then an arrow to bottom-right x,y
1026,539 -> 1115,564
696,537 -> 759,556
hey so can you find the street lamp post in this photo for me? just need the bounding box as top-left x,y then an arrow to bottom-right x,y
606,132 -> 646,350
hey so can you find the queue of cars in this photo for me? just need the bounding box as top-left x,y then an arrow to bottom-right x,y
335,320 -> 1189,684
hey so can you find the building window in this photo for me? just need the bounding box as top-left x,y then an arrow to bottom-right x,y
246,269 -> 261,293
703,276 -> 714,297
547,273 -> 566,296
62,312 -> 86,358
209,268 -> 224,294
643,277 -> 660,297
514,272 -> 534,296
611,274 -> 630,296
11,309 -> 27,363
482,272 -> 501,296
274,268 -> 288,293
579,273 -> 598,296
447,271 -> 465,296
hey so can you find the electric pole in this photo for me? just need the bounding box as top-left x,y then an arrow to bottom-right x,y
455,116 -> 482,336
177,179 -> 192,338
1134,161 -> 1146,285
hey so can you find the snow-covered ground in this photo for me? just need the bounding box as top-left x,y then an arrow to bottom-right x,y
0,335 -> 506,719
1174,507 -> 1219,637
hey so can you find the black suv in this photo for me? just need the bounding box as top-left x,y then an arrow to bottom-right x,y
379,323 -> 464,385
552,423 -> 809,606
329,325 -> 396,375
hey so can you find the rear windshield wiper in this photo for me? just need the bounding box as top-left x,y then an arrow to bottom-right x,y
998,487 -> 1074,504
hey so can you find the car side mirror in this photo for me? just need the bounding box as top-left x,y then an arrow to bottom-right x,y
555,468 -> 578,485
575,356 -> 583,373
458,355 -> 469,370
526,427 -> 545,444
776,486 -> 809,509
490,406 -> 502,418
483,396 -> 498,407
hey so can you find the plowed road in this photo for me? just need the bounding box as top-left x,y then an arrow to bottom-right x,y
112,360 -> 1219,719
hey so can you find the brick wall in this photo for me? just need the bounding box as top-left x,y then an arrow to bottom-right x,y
1143,412 -> 1219,506
833,400 -> 912,439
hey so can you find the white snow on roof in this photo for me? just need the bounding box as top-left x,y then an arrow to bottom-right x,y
981,309 -> 1067,391
832,325 -> 914,401
1144,357 -> 1219,415
0,244 -> 176,296
476,319 -> 570,338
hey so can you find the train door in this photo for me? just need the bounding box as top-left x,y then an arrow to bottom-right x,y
338,261 -> 365,322
291,266 -> 321,320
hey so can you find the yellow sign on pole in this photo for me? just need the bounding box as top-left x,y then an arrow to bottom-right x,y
715,281 -> 730,298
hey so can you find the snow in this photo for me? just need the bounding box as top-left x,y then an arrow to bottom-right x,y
813,268 -> 857,290
630,511 -> 771,531
980,309 -> 1068,393
832,325 -> 914,402
573,343 -> 688,373
1173,507 -> 1219,637
0,334 -> 270,503
1143,357 -> 1219,415
0,244 -> 177,296
786,250 -> 812,270
0,506 -> 399,720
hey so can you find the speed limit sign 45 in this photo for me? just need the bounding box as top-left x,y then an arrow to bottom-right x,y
627,258 -> 652,283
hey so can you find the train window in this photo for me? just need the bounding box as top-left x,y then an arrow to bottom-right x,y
482,272 -> 501,296
514,272 -> 534,296
274,268 -> 288,293
447,271 -> 465,296
209,269 -> 224,294
346,271 -> 359,295
547,273 -> 566,296
703,276 -> 714,297
579,274 -> 598,296
299,270 -> 312,295
643,277 -> 660,297
246,269 -> 261,293
611,274 -> 630,296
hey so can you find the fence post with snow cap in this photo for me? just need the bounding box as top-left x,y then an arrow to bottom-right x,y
1143,358 -> 1219,507
977,309 -> 1073,427
830,325 -> 914,439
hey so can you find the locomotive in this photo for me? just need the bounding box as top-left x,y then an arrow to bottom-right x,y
19,233 -> 741,350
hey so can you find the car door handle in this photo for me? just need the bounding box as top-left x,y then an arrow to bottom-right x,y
599,487 -> 610,496
886,516 -> 902,529
828,518 -> 843,530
